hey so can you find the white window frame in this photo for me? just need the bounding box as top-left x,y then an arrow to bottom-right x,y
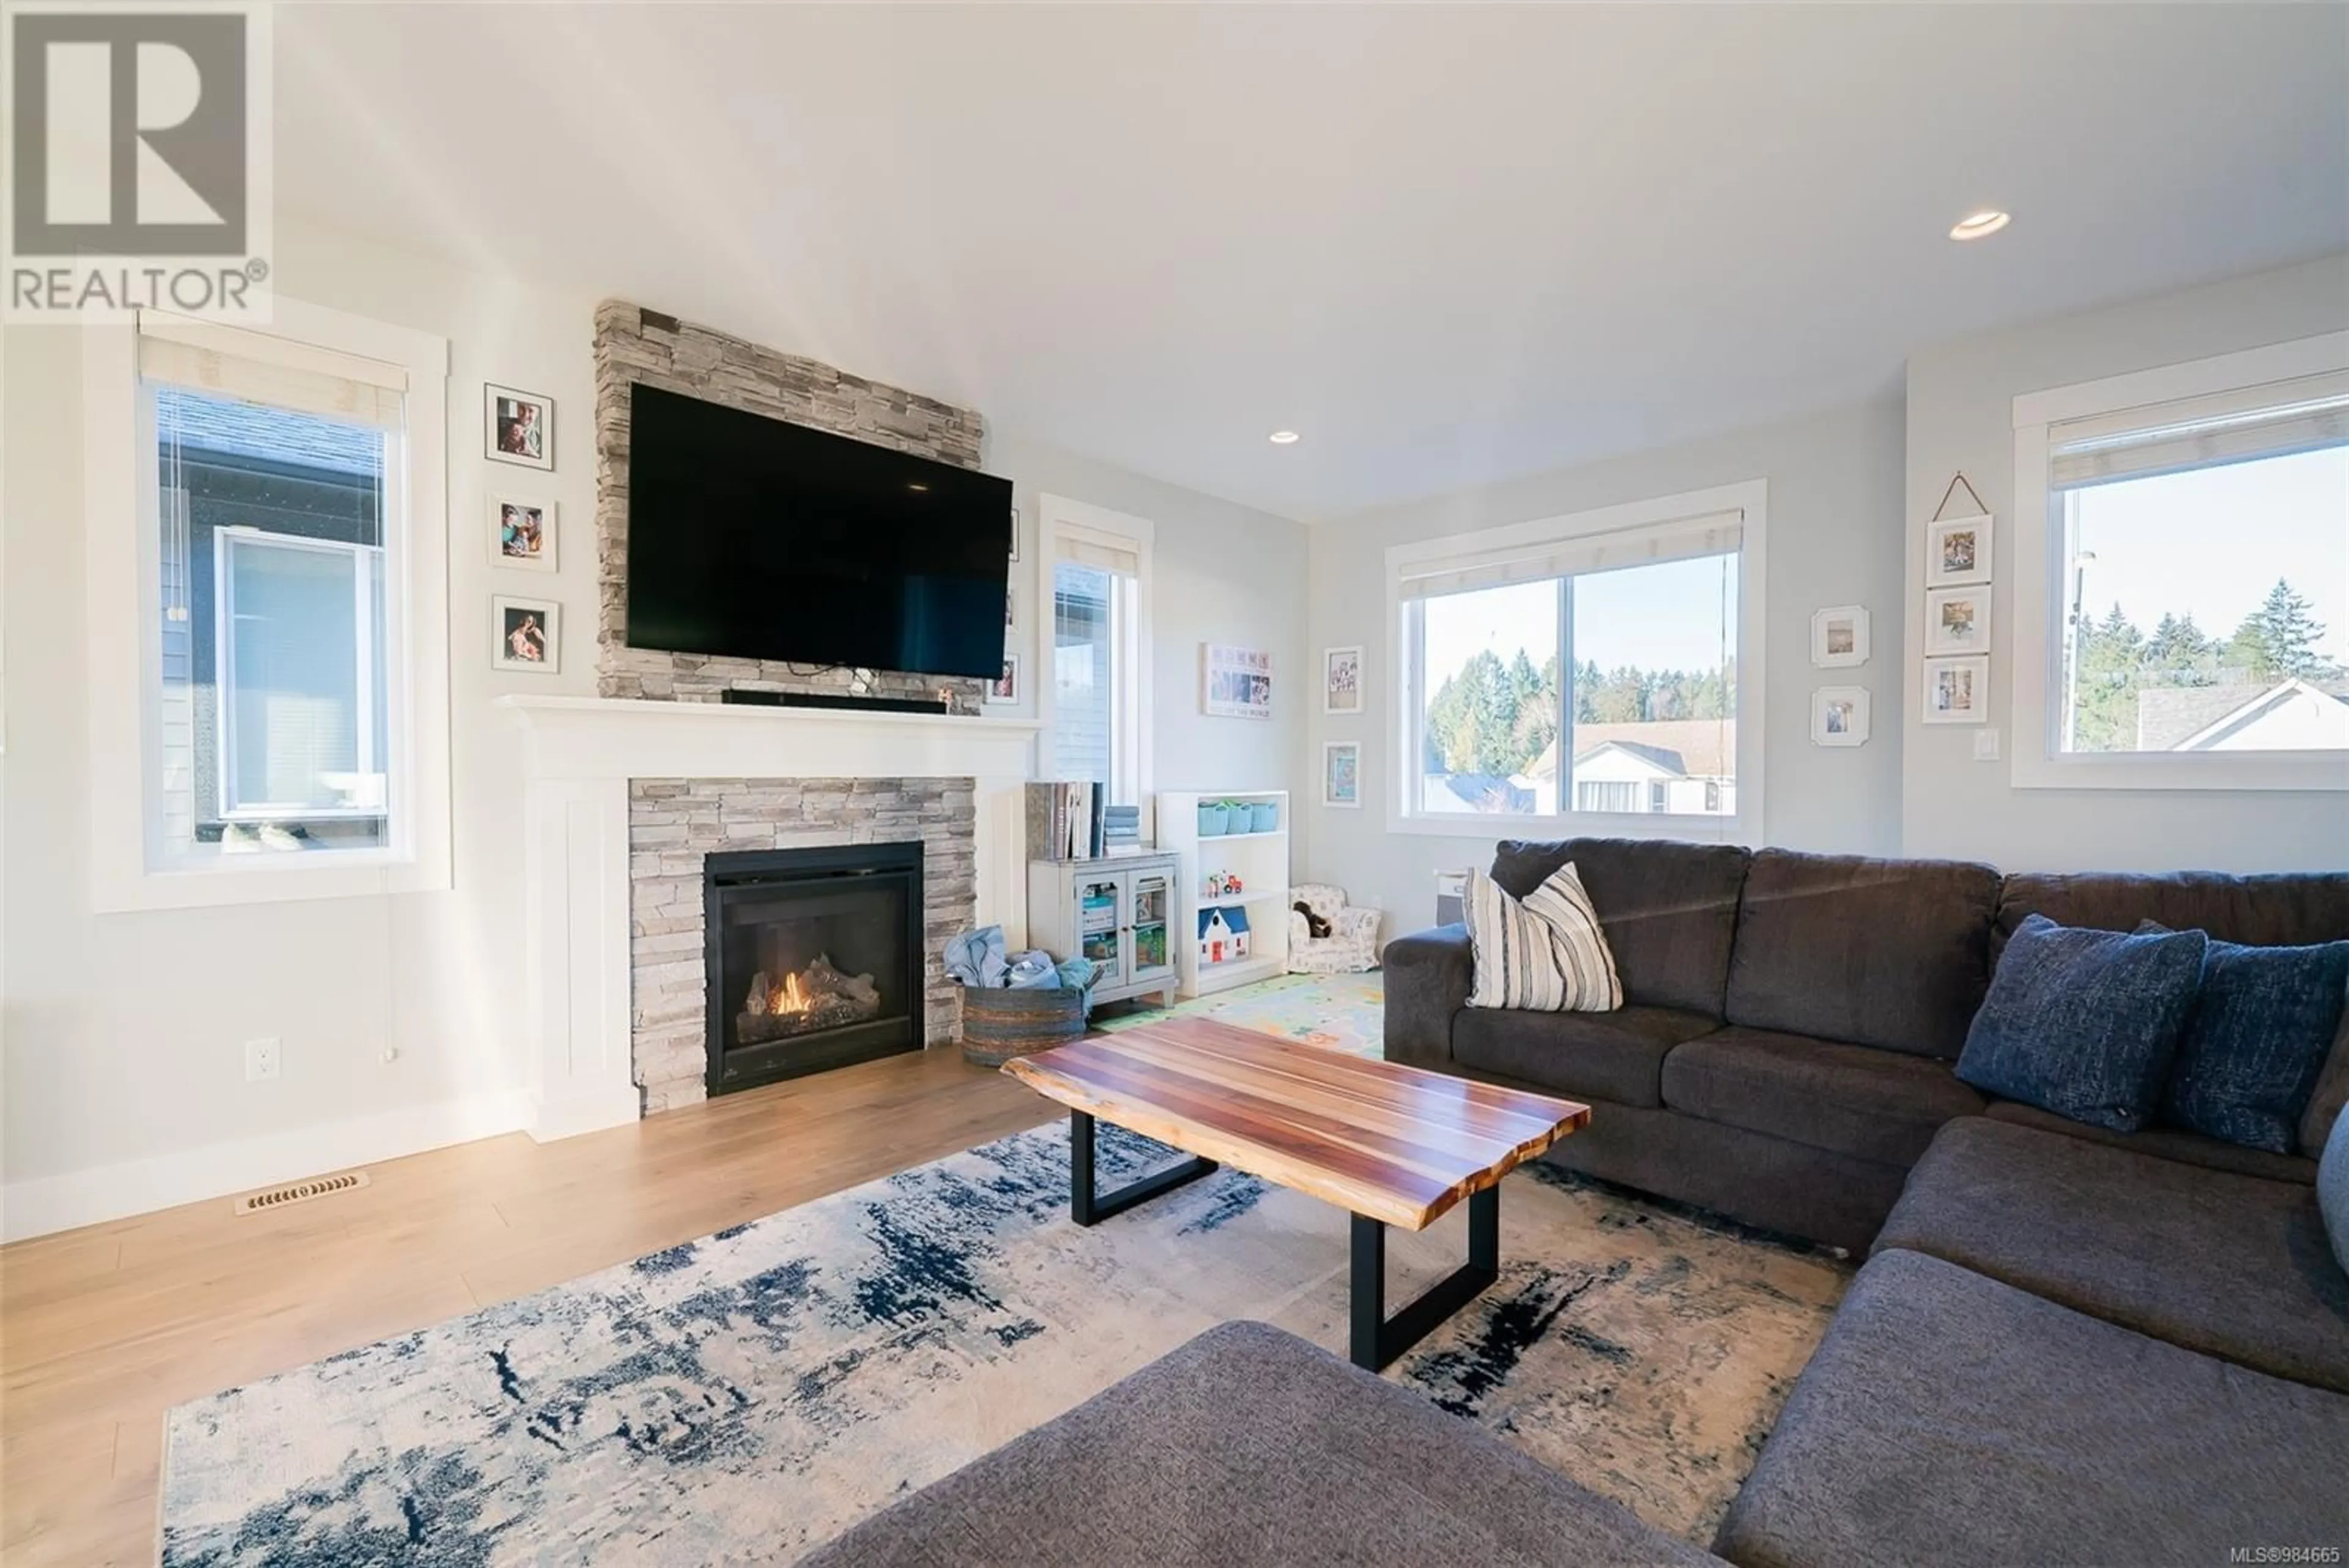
212,528 -> 386,820
1036,492 -> 1153,807
83,298 -> 452,910
2010,331 -> 2349,793
1384,478 -> 1768,843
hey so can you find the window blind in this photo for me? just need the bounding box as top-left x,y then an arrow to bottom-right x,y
140,326 -> 406,428
1397,508 -> 1743,601
2049,370 -> 2349,489
1054,526 -> 1141,577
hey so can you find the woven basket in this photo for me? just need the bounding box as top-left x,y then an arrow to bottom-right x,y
958,984 -> 1088,1067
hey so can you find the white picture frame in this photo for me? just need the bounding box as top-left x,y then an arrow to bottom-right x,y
1924,585 -> 1993,656
489,493 -> 557,571
986,655 -> 1019,706
1323,741 -> 1362,808
1922,654 -> 1989,725
1323,645 -> 1364,715
484,384 -> 555,470
1007,506 -> 1022,564
1809,605 -> 1869,668
1203,643 -> 1272,719
492,595 -> 560,672
1811,685 -> 1871,747
1924,513 -> 1993,589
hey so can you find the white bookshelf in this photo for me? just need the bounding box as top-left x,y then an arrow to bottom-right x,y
1157,789 -> 1291,998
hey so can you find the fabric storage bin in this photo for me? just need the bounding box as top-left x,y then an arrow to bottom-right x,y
1249,801 -> 1280,833
1198,802 -> 1231,836
959,985 -> 1087,1068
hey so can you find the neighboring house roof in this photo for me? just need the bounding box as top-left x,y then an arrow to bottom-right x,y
1576,739 -> 1688,777
2165,678 -> 2349,751
1428,773 -> 1532,812
158,385 -> 384,478
2134,683 -> 2276,751
1527,719 -> 1736,782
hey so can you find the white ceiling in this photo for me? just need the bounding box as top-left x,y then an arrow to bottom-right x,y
276,4 -> 2349,522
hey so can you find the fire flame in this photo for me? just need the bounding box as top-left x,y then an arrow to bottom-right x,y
772,972 -> 809,1014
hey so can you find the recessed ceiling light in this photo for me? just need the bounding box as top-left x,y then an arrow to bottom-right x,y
1950,210 -> 2011,242
1267,430 -> 1301,445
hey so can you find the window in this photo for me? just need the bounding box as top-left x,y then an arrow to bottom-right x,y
1390,482 -> 1764,838
1041,495 -> 1151,803
85,302 -> 451,908
2013,333 -> 2349,792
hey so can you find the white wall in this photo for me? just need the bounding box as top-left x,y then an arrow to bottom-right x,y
0,219 -> 1308,1236
989,434 -> 1310,806
1301,397 -> 1908,927
1902,253 -> 2349,873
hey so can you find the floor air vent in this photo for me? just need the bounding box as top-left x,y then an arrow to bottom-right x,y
234,1169 -> 371,1215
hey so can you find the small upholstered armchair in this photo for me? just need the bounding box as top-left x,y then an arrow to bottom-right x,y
1287,884 -> 1383,975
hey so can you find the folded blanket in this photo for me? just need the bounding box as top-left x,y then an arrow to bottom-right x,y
943,925 -> 1009,988
1005,949 -> 1059,989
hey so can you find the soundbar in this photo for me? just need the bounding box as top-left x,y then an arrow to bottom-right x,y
719,689 -> 952,716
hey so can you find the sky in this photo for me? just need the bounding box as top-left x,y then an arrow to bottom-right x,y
1422,552 -> 1737,687
2069,446 -> 2348,661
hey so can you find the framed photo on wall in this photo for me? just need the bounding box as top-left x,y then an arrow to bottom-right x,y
1924,585 -> 1992,656
491,494 -> 557,571
1809,606 -> 1869,667
492,596 -> 560,672
1924,513 -> 1993,589
987,655 -> 1020,706
1811,685 -> 1871,747
1323,741 -> 1362,808
485,384 -> 555,470
1323,645 -> 1364,714
1203,644 -> 1272,719
1921,655 -> 1989,724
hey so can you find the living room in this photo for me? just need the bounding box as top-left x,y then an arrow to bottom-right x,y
2,5 -> 2345,1565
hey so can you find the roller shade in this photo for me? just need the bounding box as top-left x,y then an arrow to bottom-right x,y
1055,526 -> 1140,576
140,324 -> 406,428
1397,508 -> 1743,601
2050,370 -> 2349,490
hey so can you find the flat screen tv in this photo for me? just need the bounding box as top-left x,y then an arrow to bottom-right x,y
625,382 -> 1013,680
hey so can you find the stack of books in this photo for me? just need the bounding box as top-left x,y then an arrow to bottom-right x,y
1026,782 -> 1107,861
1102,805 -> 1142,853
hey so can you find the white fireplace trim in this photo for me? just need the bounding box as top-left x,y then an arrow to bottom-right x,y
499,696 -> 1041,1141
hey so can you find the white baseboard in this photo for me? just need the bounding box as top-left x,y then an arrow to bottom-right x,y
0,1089 -> 535,1243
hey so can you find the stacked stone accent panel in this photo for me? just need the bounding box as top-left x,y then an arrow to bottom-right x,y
628,776 -> 977,1113
593,300 -> 992,706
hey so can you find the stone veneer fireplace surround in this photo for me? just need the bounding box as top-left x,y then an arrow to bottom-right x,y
500,696 -> 1038,1139
631,777 -> 974,1111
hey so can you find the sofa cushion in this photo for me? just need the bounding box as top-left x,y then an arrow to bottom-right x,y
1877,1117 -> 2349,1393
1983,1100 -> 2315,1184
1954,915 -> 2206,1132
2306,1012 -> 2349,1157
2157,931 -> 2349,1153
1724,849 -> 1998,1058
800,1320 -> 1723,1568
1995,867 -> 2349,961
1453,1006 -> 1717,1107
1491,838 -> 1749,1017
1715,1248 -> 2349,1568
1660,1026 -> 1984,1166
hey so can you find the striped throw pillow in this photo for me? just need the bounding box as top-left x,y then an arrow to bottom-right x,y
1464,861 -> 1623,1013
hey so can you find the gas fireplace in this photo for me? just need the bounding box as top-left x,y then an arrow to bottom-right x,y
703,842 -> 924,1094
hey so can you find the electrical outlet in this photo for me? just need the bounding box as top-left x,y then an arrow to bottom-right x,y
244,1038 -> 281,1082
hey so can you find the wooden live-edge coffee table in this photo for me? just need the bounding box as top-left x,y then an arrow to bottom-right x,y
1002,1016 -> 1591,1371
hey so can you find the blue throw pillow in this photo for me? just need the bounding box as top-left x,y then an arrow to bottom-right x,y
2321,1102 -> 2349,1277
1956,915 -> 2207,1132
2144,924 -> 2349,1154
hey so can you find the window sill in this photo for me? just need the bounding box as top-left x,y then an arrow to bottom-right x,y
2009,748 -> 2349,793
1384,809 -> 1756,845
92,849 -> 447,914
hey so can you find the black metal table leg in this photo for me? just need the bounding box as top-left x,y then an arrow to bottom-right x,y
1069,1110 -> 1216,1227
1349,1182 -> 1501,1370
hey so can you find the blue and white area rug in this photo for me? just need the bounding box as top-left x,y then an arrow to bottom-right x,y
159,1124 -> 1848,1565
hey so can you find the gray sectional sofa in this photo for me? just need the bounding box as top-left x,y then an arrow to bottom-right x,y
811,840 -> 2349,1566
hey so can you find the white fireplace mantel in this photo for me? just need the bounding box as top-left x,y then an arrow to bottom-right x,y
499,695 -> 1041,1142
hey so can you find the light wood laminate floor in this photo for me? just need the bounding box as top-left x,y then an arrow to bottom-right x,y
0,1047 -> 1052,1567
